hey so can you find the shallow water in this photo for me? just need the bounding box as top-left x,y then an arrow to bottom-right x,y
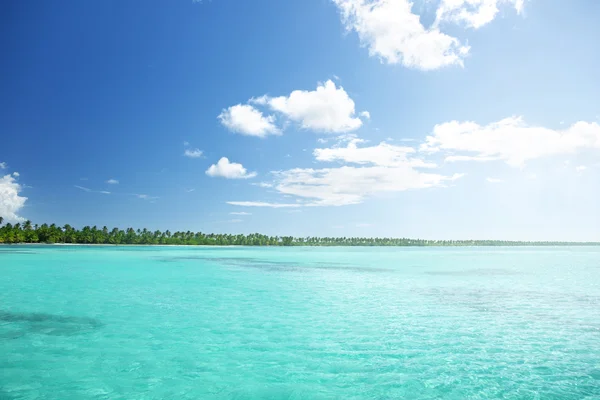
1,245 -> 599,399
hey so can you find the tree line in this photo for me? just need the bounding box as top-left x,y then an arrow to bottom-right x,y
0,218 -> 598,246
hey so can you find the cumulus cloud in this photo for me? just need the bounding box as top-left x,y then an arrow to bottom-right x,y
0,162 -> 7,169
12,172 -> 20,177
206,157 -> 257,179
435,0 -> 524,29
184,148 -> 203,158
230,211 -> 251,215
106,179 -> 119,184
0,174 -> 27,223
333,0 -> 523,70
221,80 -> 367,136
421,117 -> 600,167
218,104 -> 279,137
255,80 -> 365,133
333,0 -> 470,70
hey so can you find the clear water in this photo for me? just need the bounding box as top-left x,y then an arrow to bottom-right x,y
1,245 -> 599,399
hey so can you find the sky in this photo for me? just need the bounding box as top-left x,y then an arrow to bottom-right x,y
1,0 -> 600,241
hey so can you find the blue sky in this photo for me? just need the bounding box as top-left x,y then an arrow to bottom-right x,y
1,0 -> 599,240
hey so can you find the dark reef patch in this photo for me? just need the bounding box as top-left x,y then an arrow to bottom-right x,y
0,310 -> 103,336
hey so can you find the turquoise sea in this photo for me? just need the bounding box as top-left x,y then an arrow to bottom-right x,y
1,245 -> 599,399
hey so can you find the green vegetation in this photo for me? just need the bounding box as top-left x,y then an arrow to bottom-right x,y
0,218 -> 598,246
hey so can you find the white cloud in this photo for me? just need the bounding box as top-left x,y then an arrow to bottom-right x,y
255,80 -> 365,133
435,0 -> 524,29
74,185 -> 92,192
136,194 -> 158,200
486,177 -> 503,183
230,211 -> 251,215
268,165 -> 462,206
359,111 -> 371,119
0,162 -> 7,169
106,179 -> 119,185
206,157 -> 257,179
12,172 -> 20,177
314,139 -> 436,168
185,188 -> 195,193
183,141 -> 190,146
0,174 -> 27,223
575,165 -> 587,172
184,148 -> 203,158
252,182 -> 273,188
421,117 -> 600,167
75,185 -> 116,195
333,0 -> 470,70
230,135 -> 463,207
218,104 -> 279,137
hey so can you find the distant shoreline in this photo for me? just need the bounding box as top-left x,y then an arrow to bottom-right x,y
2,243 -> 600,248
2,222 -> 599,246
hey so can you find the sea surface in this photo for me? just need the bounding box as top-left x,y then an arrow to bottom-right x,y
1,245 -> 599,399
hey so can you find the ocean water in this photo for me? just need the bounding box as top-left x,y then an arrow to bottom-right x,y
1,246 -> 599,399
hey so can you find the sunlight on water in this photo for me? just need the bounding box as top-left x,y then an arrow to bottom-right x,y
1,246 -> 599,399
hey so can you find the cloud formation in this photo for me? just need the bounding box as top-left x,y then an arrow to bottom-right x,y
106,179 -> 119,184
206,157 -> 257,179
184,148 -> 203,158
314,139 -> 436,168
435,0 -> 524,29
252,80 -> 364,133
228,139 -> 461,207
269,165 -> 462,206
218,104 -> 279,137
421,117 -> 600,167
332,0 -> 523,70
221,80 -> 367,136
333,0 -> 470,70
0,174 -> 27,223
